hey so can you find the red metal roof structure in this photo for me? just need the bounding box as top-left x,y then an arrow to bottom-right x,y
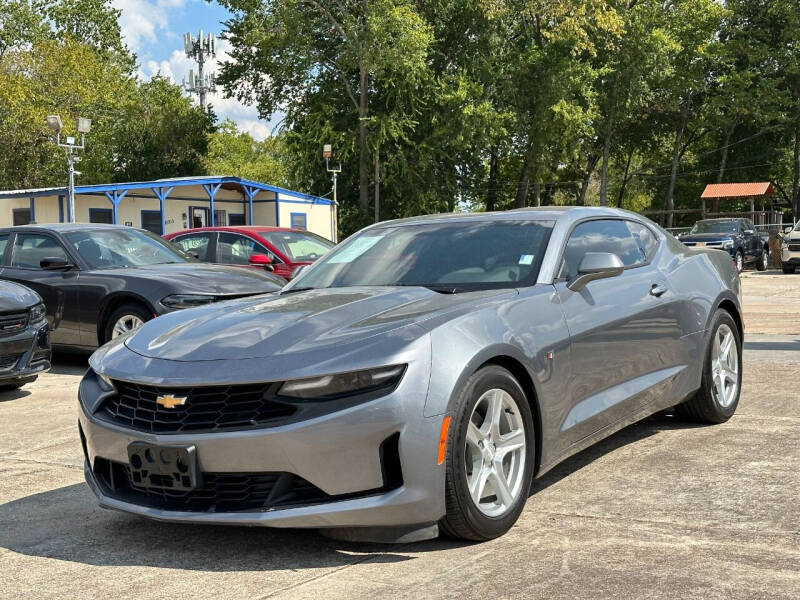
700,182 -> 776,199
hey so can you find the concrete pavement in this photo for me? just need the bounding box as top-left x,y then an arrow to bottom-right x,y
0,272 -> 798,599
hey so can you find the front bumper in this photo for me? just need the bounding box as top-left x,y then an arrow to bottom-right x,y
780,244 -> 800,265
78,357 -> 447,529
0,321 -> 50,382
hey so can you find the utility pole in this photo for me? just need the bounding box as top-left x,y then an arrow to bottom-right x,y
182,30 -> 216,108
46,115 -> 91,223
323,144 -> 341,242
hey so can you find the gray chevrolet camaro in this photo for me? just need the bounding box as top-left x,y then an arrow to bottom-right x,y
79,207 -> 743,542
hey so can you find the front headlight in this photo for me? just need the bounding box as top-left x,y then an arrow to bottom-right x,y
161,294 -> 217,309
278,365 -> 406,400
722,239 -> 734,249
29,303 -> 46,322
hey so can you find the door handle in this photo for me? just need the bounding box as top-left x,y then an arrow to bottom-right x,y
650,284 -> 668,297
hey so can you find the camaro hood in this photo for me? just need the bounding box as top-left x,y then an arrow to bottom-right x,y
123,286 -> 514,361
93,262 -> 284,295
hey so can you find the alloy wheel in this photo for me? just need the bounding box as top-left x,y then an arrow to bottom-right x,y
111,314 -> 144,339
736,252 -> 743,272
762,251 -> 769,269
464,388 -> 527,517
711,323 -> 739,408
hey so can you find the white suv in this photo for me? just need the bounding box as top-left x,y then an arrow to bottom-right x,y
781,222 -> 800,273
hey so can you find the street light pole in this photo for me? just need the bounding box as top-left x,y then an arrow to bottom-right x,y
47,115 -> 91,223
323,144 -> 341,243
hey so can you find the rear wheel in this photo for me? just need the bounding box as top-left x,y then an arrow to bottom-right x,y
756,248 -> 769,271
439,365 -> 535,541
783,264 -> 796,274
675,310 -> 741,424
104,303 -> 151,343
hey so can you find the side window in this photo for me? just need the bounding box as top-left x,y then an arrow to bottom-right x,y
172,233 -> 211,261
560,219 -> 643,279
217,233 -> 277,265
0,234 -> 8,262
11,233 -> 69,269
625,221 -> 659,262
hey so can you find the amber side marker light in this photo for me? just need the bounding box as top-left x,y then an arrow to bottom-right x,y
437,416 -> 451,465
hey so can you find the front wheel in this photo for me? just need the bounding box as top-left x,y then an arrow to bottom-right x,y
734,250 -> 744,273
104,303 -> 152,343
675,309 -> 742,424
756,248 -> 769,271
439,365 -> 535,541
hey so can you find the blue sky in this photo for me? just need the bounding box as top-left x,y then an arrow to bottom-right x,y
114,0 -> 274,139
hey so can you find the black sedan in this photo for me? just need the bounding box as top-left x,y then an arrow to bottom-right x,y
0,224 -> 285,350
0,280 -> 50,390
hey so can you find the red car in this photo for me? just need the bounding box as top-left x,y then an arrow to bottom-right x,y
164,227 -> 334,280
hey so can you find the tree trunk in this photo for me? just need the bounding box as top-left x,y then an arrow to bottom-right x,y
793,117 -> 800,219
714,123 -> 735,213
578,154 -> 599,206
599,109 -> 615,206
374,149 -> 380,222
532,182 -> 541,207
543,183 -> 555,206
665,106 -> 689,228
487,146 -> 499,211
358,64 -> 369,213
616,148 -> 634,208
515,156 -> 529,208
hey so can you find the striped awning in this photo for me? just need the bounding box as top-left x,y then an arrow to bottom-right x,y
700,182 -> 776,199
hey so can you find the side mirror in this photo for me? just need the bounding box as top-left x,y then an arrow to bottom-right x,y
567,252 -> 624,292
785,227 -> 793,235
744,229 -> 755,235
290,265 -> 308,280
248,253 -> 275,272
40,257 -> 73,270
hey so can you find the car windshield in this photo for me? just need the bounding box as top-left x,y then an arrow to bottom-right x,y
689,220 -> 739,234
260,231 -> 334,262
64,228 -> 190,269
290,219 -> 554,292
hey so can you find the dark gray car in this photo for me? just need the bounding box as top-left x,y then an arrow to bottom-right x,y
80,207 -> 742,542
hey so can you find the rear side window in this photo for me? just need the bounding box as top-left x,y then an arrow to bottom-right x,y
11,233 -> 69,269
560,219 -> 644,279
625,221 -> 659,262
0,234 -> 8,262
172,233 -> 212,261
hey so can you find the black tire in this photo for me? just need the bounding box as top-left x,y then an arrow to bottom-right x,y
103,303 -> 152,344
0,376 -> 37,392
675,309 -> 742,424
734,249 -> 744,273
756,248 -> 768,271
782,264 -> 796,274
439,365 -> 535,541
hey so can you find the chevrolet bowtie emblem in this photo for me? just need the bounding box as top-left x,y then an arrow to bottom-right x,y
156,394 -> 187,409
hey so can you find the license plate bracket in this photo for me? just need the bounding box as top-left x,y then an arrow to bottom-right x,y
127,442 -> 199,491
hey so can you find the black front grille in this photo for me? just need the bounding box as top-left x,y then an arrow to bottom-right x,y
788,243 -> 800,252
0,354 -> 21,372
93,458 -> 332,512
0,312 -> 27,336
99,380 -> 296,434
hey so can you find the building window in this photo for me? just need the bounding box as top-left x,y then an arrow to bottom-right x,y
214,209 -> 227,226
229,213 -> 246,226
141,210 -> 162,235
89,208 -> 113,224
290,212 -> 307,230
12,208 -> 31,226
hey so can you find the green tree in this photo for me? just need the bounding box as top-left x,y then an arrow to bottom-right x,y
203,120 -> 290,186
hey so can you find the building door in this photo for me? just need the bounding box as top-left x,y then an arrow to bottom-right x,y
192,207 -> 209,228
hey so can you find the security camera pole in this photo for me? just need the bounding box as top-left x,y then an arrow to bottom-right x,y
323,144 -> 341,242
182,30 -> 216,108
46,115 -> 91,223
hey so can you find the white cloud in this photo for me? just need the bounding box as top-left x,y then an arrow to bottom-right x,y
114,0 -> 185,52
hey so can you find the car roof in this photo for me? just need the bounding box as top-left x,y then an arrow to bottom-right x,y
166,226 -> 308,236
369,206 -> 644,228
697,218 -> 743,222
0,223 -> 130,233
